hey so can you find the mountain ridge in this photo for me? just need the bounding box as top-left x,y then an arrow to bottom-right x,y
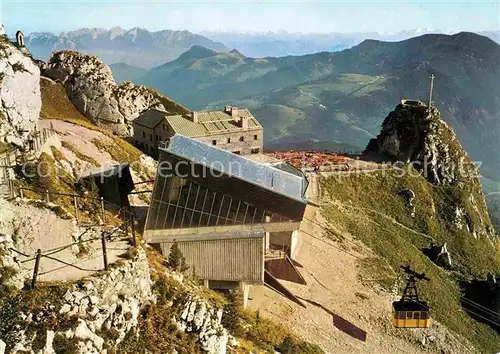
25,27 -> 229,69
132,32 -> 500,181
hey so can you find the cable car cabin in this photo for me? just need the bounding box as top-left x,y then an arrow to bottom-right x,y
392,300 -> 431,328
392,265 -> 431,328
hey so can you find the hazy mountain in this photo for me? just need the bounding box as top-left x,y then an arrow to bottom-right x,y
25,27 -> 229,68
110,63 -> 148,84
200,29 -> 500,57
135,32 -> 500,181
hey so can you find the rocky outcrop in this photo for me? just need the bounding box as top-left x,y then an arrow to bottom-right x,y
176,297 -> 229,354
42,51 -> 169,135
0,36 -> 41,147
8,248 -> 153,354
366,102 -> 478,186
0,233 -> 28,289
366,102 -> 495,239
423,243 -> 453,269
398,189 -> 416,217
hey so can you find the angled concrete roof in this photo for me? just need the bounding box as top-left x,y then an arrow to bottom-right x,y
164,134 -> 308,202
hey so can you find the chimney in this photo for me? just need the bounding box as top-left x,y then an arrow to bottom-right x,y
224,106 -> 231,114
230,106 -> 238,116
240,116 -> 249,129
191,111 -> 198,122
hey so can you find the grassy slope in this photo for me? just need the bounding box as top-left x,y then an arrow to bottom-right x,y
40,77 -> 142,164
320,166 -> 500,352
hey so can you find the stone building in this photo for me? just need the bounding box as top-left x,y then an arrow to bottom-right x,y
15,30 -> 24,46
144,135 -> 309,307
132,106 -> 263,158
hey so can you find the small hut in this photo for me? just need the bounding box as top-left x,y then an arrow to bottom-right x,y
77,164 -> 134,207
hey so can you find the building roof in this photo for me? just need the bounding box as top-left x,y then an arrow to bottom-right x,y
77,164 -> 129,181
134,108 -> 262,137
164,135 -> 307,202
132,109 -> 167,129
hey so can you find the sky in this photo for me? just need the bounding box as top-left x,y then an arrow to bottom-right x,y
1,0 -> 499,35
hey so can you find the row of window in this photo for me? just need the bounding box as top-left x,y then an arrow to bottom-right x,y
393,311 -> 430,320
140,131 -> 260,145
141,132 -> 162,142
212,134 -> 259,146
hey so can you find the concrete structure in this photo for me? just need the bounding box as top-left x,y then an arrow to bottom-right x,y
15,30 -> 24,46
77,164 -> 134,207
132,106 -> 263,158
144,135 -> 308,306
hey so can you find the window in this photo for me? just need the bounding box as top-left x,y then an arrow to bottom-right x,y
149,134 -> 153,141
142,132 -> 145,138
233,151 -> 241,155
227,138 -> 231,143
406,311 -> 413,319
239,136 -> 244,142
155,134 -> 159,141
212,140 -> 217,146
251,148 -> 260,154
254,134 -> 258,140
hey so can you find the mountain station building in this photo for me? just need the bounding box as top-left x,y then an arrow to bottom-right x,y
133,106 -> 263,158
144,135 -> 309,307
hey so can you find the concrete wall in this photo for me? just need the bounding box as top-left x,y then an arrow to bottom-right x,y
159,236 -> 265,282
196,129 -> 263,156
269,230 -> 299,257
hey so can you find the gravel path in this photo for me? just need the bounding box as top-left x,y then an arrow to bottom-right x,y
0,198 -> 130,282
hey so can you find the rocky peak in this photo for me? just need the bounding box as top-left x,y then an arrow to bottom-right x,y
366,100 -> 495,239
178,45 -> 218,61
0,35 -> 41,147
42,50 -> 165,135
366,100 -> 477,186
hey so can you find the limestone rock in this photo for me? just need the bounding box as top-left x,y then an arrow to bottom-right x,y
0,37 -> 41,148
44,330 -> 56,354
75,319 -> 104,350
59,304 -> 71,314
41,50 -> 179,135
0,339 -> 5,354
424,243 -> 453,269
177,297 -> 229,354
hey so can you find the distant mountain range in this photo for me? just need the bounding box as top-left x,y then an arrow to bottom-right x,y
25,27 -> 228,69
201,29 -> 500,57
127,32 -> 500,181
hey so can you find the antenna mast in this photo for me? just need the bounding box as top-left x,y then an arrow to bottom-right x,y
428,74 -> 435,108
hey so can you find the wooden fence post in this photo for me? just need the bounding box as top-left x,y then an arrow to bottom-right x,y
101,232 -> 108,271
131,209 -> 137,248
100,197 -> 105,225
73,195 -> 79,223
45,189 -> 50,203
20,188 -> 24,199
31,249 -> 42,289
